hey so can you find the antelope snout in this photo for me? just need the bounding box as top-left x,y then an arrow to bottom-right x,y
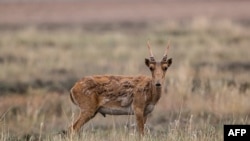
155,82 -> 162,87
155,83 -> 161,87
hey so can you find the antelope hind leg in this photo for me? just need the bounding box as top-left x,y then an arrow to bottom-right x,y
68,110 -> 97,135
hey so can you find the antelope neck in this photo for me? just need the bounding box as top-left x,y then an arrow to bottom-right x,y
150,81 -> 162,104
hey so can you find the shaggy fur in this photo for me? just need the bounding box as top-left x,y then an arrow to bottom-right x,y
69,43 -> 172,136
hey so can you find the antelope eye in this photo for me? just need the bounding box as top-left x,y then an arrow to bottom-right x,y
162,67 -> 168,71
149,66 -> 154,71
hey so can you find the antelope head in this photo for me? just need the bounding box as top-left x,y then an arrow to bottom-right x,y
145,41 -> 172,87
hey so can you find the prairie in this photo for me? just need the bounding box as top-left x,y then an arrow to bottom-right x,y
0,19 -> 250,141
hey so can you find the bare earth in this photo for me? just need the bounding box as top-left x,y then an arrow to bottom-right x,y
0,0 -> 250,26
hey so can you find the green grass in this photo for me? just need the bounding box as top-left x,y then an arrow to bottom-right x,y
0,19 -> 250,140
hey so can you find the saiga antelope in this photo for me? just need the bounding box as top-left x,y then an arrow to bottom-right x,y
69,42 -> 172,136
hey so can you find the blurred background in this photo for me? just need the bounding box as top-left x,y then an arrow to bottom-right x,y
0,0 -> 250,140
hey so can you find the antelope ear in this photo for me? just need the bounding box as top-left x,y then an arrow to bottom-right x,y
167,58 -> 172,67
145,58 -> 150,67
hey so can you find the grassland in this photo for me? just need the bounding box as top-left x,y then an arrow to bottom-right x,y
0,19 -> 250,141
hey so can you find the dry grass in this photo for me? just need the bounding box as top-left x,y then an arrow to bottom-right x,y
0,19 -> 250,141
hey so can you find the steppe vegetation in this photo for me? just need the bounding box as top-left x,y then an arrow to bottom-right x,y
0,19 -> 250,141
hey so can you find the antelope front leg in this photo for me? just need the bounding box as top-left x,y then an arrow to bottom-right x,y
134,108 -> 145,136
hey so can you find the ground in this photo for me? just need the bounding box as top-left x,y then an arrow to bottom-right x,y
0,0 -> 250,26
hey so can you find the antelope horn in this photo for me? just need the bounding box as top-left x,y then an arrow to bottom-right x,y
162,40 -> 170,61
147,41 -> 155,61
